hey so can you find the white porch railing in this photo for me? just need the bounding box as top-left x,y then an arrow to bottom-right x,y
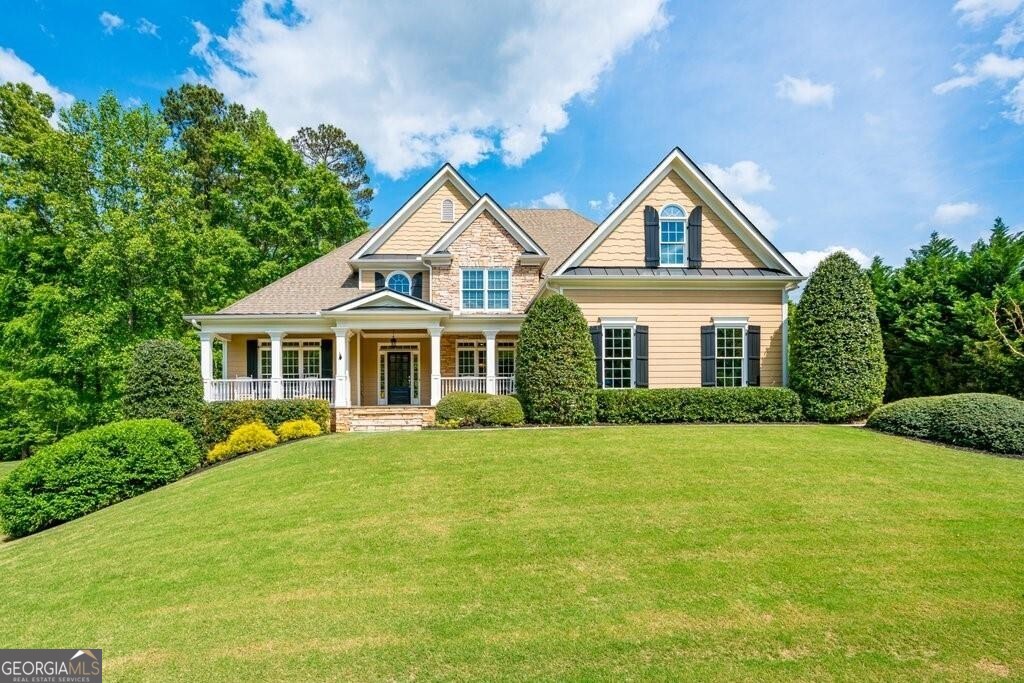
495,376 -> 516,395
206,379 -> 271,402
282,378 -> 334,401
206,378 -> 333,402
439,376 -> 516,397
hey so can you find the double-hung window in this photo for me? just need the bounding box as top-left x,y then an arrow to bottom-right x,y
660,205 -> 686,266
603,326 -> 634,388
461,268 -> 510,311
715,326 -> 744,387
259,340 -> 322,379
457,340 -> 486,377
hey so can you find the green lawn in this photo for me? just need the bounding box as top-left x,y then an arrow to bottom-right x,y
1,426 -> 1022,681
0,461 -> 19,483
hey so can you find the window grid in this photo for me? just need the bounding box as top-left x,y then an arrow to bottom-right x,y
497,348 -> 515,377
457,341 -> 487,376
603,327 -> 633,389
259,341 -> 322,379
660,205 -> 686,266
387,272 -> 411,295
461,268 -> 510,311
715,327 -> 744,387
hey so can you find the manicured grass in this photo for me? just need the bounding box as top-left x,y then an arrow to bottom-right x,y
2,426 -> 1023,681
0,461 -> 19,483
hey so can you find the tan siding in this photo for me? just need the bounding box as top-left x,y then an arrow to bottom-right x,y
225,335 -> 254,378
565,288 -> 785,387
377,182 -> 473,253
582,172 -> 765,268
430,212 -> 542,313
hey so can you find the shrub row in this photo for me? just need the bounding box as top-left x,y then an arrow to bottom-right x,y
0,419 -> 200,538
595,387 -> 803,424
867,393 -> 1024,455
200,399 -> 330,451
435,392 -> 525,427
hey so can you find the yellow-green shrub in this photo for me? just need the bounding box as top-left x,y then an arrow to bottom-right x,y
276,418 -> 322,441
207,421 -> 278,463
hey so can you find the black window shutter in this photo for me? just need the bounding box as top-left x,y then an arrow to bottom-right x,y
321,338 -> 333,379
590,325 -> 603,387
411,272 -> 423,299
374,272 -> 385,290
688,206 -> 703,268
643,205 -> 659,268
634,325 -> 649,388
246,339 -> 258,378
700,325 -> 716,387
746,325 -> 761,387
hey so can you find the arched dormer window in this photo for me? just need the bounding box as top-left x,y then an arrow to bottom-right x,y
386,271 -> 411,295
441,198 -> 454,222
659,204 -> 686,266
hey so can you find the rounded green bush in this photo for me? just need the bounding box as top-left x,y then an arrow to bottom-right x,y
516,294 -> 597,425
474,396 -> 525,426
123,339 -> 204,438
792,252 -> 886,422
867,393 -> 1024,455
0,419 -> 200,538
436,392 -> 490,424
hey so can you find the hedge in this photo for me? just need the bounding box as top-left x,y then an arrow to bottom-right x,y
596,387 -> 803,424
791,252 -> 886,422
516,294 -> 597,424
0,419 -> 200,538
200,399 -> 330,451
435,392 -> 525,427
122,339 -> 204,440
867,393 -> 1024,455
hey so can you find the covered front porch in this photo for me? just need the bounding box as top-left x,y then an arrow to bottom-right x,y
193,294 -> 522,411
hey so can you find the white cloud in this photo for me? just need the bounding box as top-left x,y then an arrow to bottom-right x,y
953,0 -> 1023,26
934,52 -> 1024,120
703,160 -> 778,236
783,246 -> 871,277
932,201 -> 981,224
588,191 -> 617,213
187,0 -> 668,178
530,191 -> 569,209
996,12 -> 1024,48
137,18 -> 159,37
0,47 -> 75,118
774,75 -> 836,108
99,11 -> 124,34
704,160 -> 774,195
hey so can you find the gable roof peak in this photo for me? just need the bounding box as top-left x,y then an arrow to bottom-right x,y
426,194 -> 547,257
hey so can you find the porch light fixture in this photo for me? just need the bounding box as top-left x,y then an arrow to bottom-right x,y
389,332 -> 398,349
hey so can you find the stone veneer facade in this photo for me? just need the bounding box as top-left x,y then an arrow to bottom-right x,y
429,212 -> 541,314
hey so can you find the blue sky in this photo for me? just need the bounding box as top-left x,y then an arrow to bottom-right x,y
3,0 -> 1024,274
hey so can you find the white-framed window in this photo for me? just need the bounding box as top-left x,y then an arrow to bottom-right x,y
603,327 -> 634,388
497,342 -> 516,377
457,340 -> 486,376
259,340 -> 323,379
713,320 -> 747,387
441,198 -> 454,222
386,271 -> 411,295
456,340 -> 517,377
660,204 -> 686,266
461,268 -> 511,311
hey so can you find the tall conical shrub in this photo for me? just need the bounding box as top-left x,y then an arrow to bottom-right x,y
792,252 -> 886,421
516,294 -> 596,424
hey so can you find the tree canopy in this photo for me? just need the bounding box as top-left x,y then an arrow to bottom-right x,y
0,83 -> 367,439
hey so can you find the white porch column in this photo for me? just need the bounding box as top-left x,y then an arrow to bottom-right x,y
333,326 -> 350,408
220,338 -> 229,380
484,329 -> 498,395
429,326 -> 443,406
199,331 -> 214,401
269,330 -> 285,399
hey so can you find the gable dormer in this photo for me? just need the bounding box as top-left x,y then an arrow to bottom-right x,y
556,148 -> 800,276
353,164 -> 480,258
423,196 -> 547,314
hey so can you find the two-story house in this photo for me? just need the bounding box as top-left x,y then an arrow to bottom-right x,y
187,148 -> 803,430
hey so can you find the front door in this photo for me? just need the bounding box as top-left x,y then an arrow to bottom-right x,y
387,352 -> 412,405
